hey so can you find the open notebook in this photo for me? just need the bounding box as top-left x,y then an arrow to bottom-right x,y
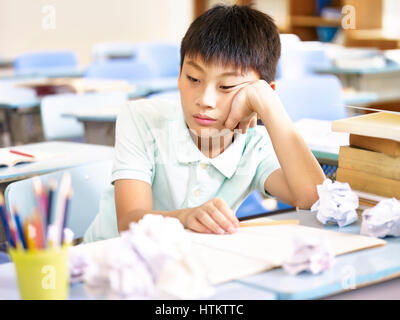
74,220 -> 385,286
0,149 -> 59,167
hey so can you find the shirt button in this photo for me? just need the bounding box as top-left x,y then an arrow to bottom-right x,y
200,163 -> 208,170
193,189 -> 200,197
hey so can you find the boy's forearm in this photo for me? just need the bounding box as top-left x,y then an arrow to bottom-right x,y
117,207 -> 190,232
252,90 -> 325,206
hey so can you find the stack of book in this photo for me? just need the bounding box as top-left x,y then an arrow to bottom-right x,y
332,112 -> 400,207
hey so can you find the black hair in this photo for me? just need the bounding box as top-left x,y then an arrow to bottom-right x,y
180,4 -> 281,82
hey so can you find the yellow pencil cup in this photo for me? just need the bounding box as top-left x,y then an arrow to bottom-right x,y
9,247 -> 70,300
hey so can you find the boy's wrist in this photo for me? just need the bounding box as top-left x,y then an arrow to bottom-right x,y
248,80 -> 278,115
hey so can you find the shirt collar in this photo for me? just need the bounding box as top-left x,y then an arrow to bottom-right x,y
174,107 -> 247,179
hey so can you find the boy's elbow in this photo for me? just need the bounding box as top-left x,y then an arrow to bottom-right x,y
294,186 -> 319,210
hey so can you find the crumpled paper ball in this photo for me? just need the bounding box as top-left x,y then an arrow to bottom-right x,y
69,214 -> 214,299
282,235 -> 335,275
311,179 -> 359,227
360,198 -> 400,238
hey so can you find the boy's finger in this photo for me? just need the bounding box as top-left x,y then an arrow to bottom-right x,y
249,116 -> 257,127
190,218 -> 212,234
207,205 -> 236,233
197,210 -> 225,234
224,114 -> 240,131
213,198 -> 239,227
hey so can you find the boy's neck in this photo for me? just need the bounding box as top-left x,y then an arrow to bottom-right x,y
189,130 -> 235,159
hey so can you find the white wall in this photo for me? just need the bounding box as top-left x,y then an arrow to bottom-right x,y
383,0 -> 400,34
0,0 -> 193,66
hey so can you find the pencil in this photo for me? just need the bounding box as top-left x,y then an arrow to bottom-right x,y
60,189 -> 72,244
13,210 -> 27,250
33,209 -> 45,249
32,176 -> 48,247
9,149 -> 35,158
238,219 -> 300,228
0,194 -> 16,248
46,179 -> 57,227
54,172 -> 71,247
24,220 -> 36,251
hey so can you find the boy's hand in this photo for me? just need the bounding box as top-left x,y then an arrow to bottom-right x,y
179,198 -> 239,234
224,80 -> 277,132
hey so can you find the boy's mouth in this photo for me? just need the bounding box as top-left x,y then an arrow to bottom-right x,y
193,114 -> 217,125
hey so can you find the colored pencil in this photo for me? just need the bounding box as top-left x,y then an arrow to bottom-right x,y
239,219 -> 300,228
32,176 -> 48,247
9,149 -> 35,158
46,179 -> 57,227
53,172 -> 71,247
13,210 -> 27,250
60,189 -> 72,244
24,220 -> 36,251
0,194 -> 15,248
33,209 -> 45,249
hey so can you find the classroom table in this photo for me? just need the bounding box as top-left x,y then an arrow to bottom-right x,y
0,77 -> 175,146
1,210 -> 399,300
62,107 -> 121,146
0,141 -> 114,185
314,62 -> 400,108
234,210 -> 400,300
0,66 -> 84,80
0,141 -> 114,245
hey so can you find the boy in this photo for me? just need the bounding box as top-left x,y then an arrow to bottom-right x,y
84,5 -> 325,242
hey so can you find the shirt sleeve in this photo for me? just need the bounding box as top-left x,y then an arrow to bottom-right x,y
250,131 -> 281,197
111,101 -> 155,185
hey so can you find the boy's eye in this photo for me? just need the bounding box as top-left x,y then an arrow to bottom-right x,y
220,85 -> 237,90
186,75 -> 199,83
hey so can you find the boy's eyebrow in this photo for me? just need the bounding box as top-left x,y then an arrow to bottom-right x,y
186,60 -> 243,77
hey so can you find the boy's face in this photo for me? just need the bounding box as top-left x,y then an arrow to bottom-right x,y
178,55 -> 260,137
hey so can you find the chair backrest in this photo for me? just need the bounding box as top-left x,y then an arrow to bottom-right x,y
276,74 -> 346,122
40,92 -> 127,140
14,50 -> 78,75
134,42 -> 180,78
85,60 -> 157,82
277,41 -> 331,79
236,190 -> 295,219
4,160 -> 113,240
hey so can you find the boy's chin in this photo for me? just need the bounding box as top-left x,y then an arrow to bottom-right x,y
189,125 -> 231,138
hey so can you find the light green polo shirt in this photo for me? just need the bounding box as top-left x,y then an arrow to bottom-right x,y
83,98 -> 280,243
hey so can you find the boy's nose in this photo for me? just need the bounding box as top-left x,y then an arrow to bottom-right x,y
196,85 -> 217,109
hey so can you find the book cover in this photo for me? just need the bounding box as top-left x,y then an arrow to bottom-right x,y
350,133 -> 400,157
332,112 -> 400,142
336,167 -> 400,199
339,145 -> 400,180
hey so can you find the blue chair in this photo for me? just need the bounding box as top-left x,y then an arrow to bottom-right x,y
236,190 -> 294,220
40,92 -> 128,141
14,50 -> 78,76
276,74 -> 346,122
134,42 -> 180,78
85,60 -> 157,82
277,41 -> 331,79
4,160 -> 113,241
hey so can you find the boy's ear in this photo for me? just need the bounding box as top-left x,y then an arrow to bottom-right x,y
269,82 -> 276,90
